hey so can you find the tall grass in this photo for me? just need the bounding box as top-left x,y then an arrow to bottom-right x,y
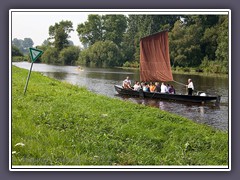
11,66 -> 228,166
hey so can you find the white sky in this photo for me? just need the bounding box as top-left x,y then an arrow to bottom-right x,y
11,11 -> 90,47
10,10 -> 229,47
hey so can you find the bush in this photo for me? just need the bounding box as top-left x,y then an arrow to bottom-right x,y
12,56 -> 28,62
200,57 -> 228,74
59,46 -> 80,65
77,41 -> 122,67
12,45 -> 23,57
41,47 -> 60,64
123,61 -> 139,68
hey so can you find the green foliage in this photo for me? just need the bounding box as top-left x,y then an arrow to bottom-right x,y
102,15 -> 127,46
77,14 -> 103,46
59,46 -> 80,65
77,14 -> 127,48
200,56 -> 228,74
48,20 -> 73,51
169,15 -> 229,74
123,61 -> 139,68
13,14 -> 228,73
215,16 -> 229,62
122,15 -> 179,62
12,45 -> 23,57
169,20 -> 203,67
41,47 -> 60,64
77,41 -> 122,67
12,66 -> 228,165
12,56 -> 29,62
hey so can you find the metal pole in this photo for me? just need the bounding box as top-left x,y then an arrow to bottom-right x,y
23,62 -> 33,95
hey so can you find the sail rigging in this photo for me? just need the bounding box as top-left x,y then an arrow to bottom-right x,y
140,31 -> 173,82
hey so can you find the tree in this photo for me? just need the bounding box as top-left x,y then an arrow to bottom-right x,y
122,15 -> 180,62
102,15 -> 127,46
42,39 -> 51,46
169,18 -> 204,67
22,38 -> 34,50
12,38 -> 34,54
48,20 -> 73,51
59,46 -> 80,65
215,16 -> 228,62
12,45 -> 23,56
12,38 -> 23,49
77,14 -> 103,47
41,47 -> 59,64
78,41 -> 121,67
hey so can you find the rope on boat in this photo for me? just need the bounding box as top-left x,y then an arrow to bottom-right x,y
172,80 -> 186,87
173,80 -> 201,94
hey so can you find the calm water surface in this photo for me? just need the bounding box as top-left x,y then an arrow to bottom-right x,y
13,62 -> 229,131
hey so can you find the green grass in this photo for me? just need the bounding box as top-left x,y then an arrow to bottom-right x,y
11,66 -> 228,166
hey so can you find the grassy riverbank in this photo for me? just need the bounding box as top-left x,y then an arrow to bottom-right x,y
11,66 -> 228,166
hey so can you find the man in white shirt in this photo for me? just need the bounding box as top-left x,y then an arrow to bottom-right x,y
160,82 -> 168,93
187,79 -> 194,95
133,81 -> 141,91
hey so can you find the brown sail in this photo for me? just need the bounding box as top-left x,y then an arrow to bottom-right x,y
140,31 -> 173,82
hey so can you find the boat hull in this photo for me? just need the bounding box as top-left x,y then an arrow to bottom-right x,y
114,85 -> 220,104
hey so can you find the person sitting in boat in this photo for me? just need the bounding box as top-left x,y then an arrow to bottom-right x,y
155,82 -> 161,92
149,82 -> 156,92
142,83 -> 150,92
160,82 -> 168,93
186,79 -> 194,95
122,76 -> 132,89
167,84 -> 171,92
133,81 -> 141,91
168,85 -> 176,94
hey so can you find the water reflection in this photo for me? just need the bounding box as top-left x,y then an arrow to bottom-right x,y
12,62 -> 229,131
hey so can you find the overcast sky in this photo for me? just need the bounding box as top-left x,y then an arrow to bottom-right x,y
10,10 -> 229,48
11,11 -> 91,47
11,10 -> 132,47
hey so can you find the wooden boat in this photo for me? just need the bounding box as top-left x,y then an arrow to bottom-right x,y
114,31 -> 221,104
114,85 -> 221,104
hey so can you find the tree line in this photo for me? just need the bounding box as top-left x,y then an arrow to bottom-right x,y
12,14 -> 229,74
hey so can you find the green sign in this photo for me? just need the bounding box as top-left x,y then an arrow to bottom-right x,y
29,47 -> 43,62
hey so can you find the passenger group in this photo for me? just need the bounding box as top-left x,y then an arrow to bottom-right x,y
122,76 -> 176,94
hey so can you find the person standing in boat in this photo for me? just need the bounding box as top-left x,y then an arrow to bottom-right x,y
123,76 -> 132,89
187,79 -> 194,95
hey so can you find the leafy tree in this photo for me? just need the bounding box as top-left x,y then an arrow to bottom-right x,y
42,39 -> 51,46
215,16 -> 228,62
12,38 -> 34,54
41,47 -> 59,64
170,19 -> 203,67
59,46 -> 80,65
77,14 -> 103,47
122,15 -> 180,63
78,41 -> 121,67
12,45 -> 23,56
48,20 -> 73,51
12,38 -> 23,49
102,15 -> 127,46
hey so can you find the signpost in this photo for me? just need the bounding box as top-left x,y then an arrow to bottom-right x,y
23,48 -> 43,95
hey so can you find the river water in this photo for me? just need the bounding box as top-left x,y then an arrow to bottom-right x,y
12,62 -> 229,131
